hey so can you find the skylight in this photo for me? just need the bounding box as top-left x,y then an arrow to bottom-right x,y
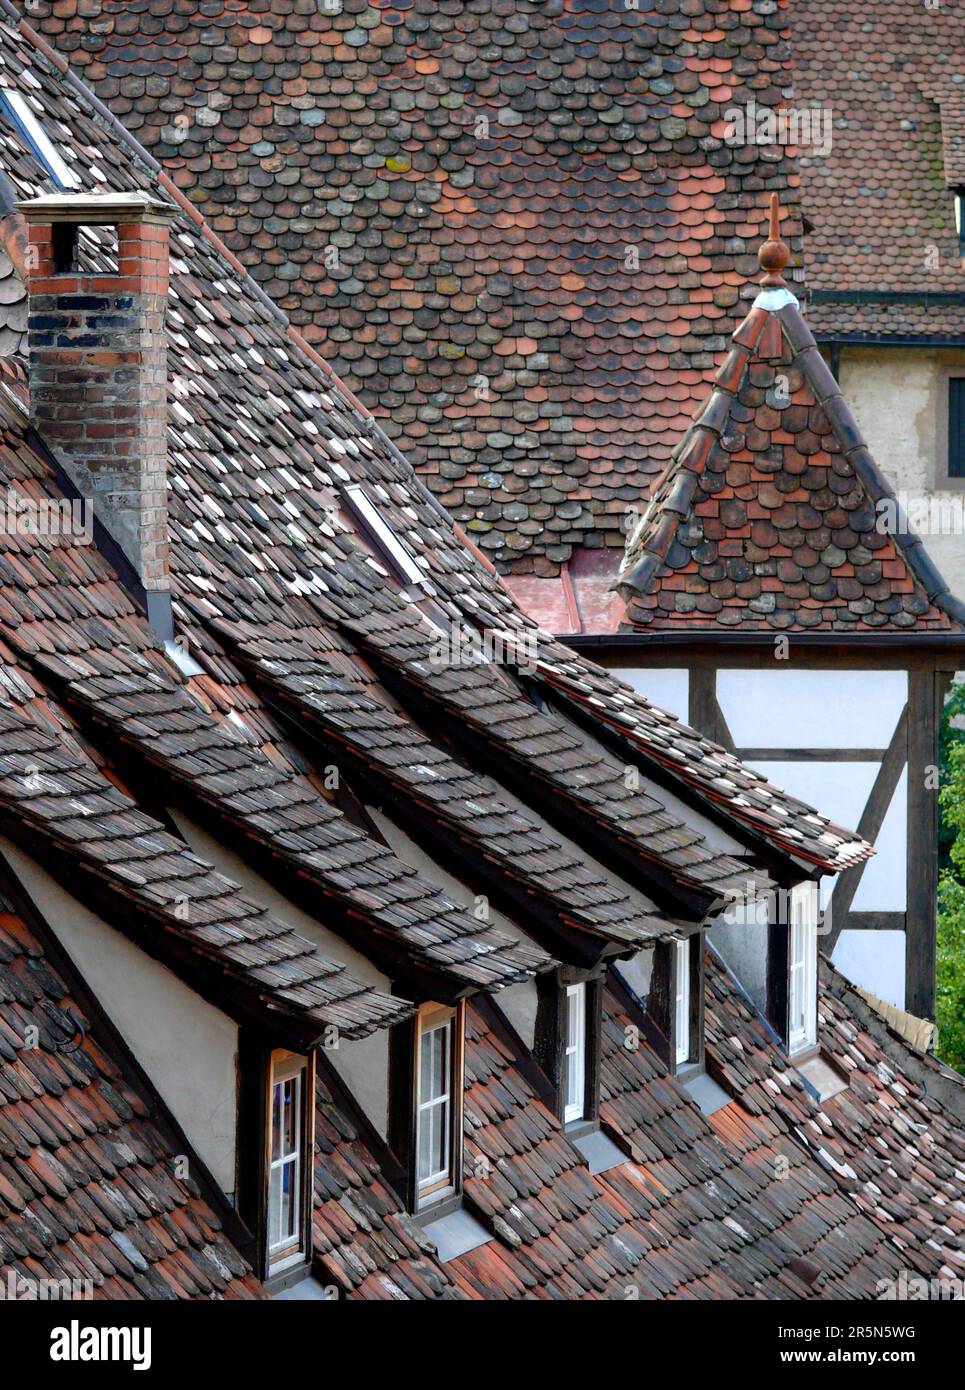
342,482 -> 424,585
0,88 -> 79,189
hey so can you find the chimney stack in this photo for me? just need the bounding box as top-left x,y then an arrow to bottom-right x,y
16,192 -> 176,635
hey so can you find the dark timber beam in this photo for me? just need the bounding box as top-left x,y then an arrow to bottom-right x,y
825,705 -> 908,954
906,673 -> 940,1019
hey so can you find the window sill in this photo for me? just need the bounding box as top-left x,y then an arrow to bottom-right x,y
412,1190 -> 461,1224
562,1117 -> 597,1141
264,1258 -> 312,1297
419,1201 -> 493,1264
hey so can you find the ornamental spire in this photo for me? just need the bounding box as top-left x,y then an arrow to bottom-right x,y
758,192 -> 790,288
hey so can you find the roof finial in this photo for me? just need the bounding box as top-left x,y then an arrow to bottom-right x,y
758,192 -> 790,288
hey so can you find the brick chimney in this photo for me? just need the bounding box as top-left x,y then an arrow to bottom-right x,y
16,192 -> 176,635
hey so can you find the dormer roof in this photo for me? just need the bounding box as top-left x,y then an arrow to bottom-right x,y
617,197 -> 965,636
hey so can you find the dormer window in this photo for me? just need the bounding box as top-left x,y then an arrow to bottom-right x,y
390,1001 -> 465,1212
535,971 -> 601,1128
788,882 -> 818,1055
563,983 -> 586,1122
0,88 -> 79,190
236,1042 -> 315,1288
268,1053 -> 309,1268
956,191 -> 965,259
674,939 -> 691,1066
416,1004 -> 461,1204
649,932 -> 703,1074
342,483 -> 425,587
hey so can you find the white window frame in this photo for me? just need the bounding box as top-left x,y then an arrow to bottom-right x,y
563,983 -> 586,1123
0,88 -> 80,190
674,939 -> 691,1067
343,483 -> 425,586
415,1003 -> 463,1207
266,1051 -> 311,1271
788,882 -> 818,1054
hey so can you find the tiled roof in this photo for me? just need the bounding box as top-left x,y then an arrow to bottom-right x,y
599,982 -> 907,1298
706,951 -> 965,1284
792,0 -> 965,341
311,1069 -> 464,1300
0,9 -> 848,938
20,0 -> 800,576
0,891 -> 262,1299
0,3 -> 951,1306
618,288 -> 965,633
309,983 -> 956,1299
0,675 -> 411,1044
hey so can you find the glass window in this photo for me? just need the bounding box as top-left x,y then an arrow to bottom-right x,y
417,1017 -> 452,1191
563,983 -> 586,1122
675,939 -> 691,1066
415,1004 -> 462,1206
949,378 -> 965,479
788,883 -> 818,1053
267,1054 -> 307,1266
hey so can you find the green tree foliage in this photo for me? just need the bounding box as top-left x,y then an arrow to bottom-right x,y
936,687 -> 965,1071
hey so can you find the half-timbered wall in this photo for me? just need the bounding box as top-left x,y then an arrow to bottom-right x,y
610,660 -> 942,1016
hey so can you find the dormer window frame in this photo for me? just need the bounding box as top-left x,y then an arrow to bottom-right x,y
674,938 -> 691,1066
341,482 -> 426,588
415,1002 -> 463,1207
236,1037 -> 316,1290
0,87 -> 80,190
650,931 -> 705,1075
787,881 -> 819,1056
535,968 -> 602,1130
389,1000 -> 466,1214
563,982 -> 587,1123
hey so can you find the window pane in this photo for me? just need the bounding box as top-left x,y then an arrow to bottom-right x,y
268,1060 -> 306,1258
566,1045 -> 579,1109
283,1076 -> 298,1157
417,1104 -> 432,1181
268,1164 -> 282,1249
433,1026 -> 447,1100
271,1081 -> 282,1162
566,991 -> 579,1049
281,1156 -> 297,1240
417,1015 -> 454,1190
950,379 -> 965,479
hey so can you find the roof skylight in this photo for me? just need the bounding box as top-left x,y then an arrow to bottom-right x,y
0,88 -> 80,189
342,482 -> 425,586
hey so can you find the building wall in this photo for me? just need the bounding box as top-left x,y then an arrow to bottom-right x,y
0,836 -> 240,1194
168,810 -> 393,1139
602,663 -> 912,1010
838,345 -> 965,599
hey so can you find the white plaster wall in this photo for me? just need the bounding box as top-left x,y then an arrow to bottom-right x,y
717,668 -> 907,749
614,947 -> 653,1004
618,668 -> 690,724
718,668 -> 909,1006
832,929 -> 905,1010
498,978 -> 538,1049
749,761 -> 907,915
168,809 -> 392,1138
710,894 -> 770,1014
840,346 -> 965,598
0,836 -> 239,1193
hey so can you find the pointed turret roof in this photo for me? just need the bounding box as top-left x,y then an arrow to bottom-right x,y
617,197 -> 965,635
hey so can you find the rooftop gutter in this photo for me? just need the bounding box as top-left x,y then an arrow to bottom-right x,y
559,629 -> 965,649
